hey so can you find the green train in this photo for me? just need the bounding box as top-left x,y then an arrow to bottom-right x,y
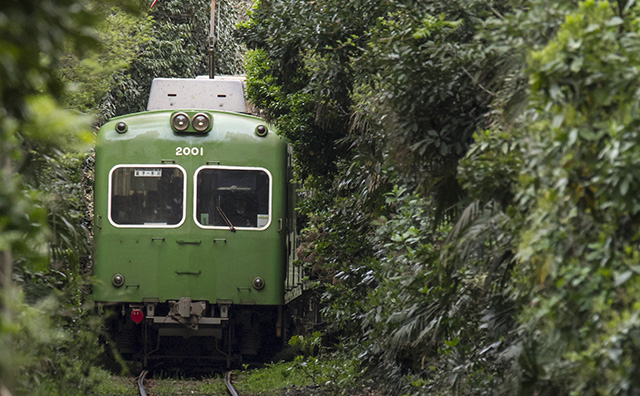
93,77 -> 305,367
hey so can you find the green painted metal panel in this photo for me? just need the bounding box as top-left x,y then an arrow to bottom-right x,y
93,110 -> 287,306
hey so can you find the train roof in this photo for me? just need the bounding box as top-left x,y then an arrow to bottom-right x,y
147,76 -> 249,113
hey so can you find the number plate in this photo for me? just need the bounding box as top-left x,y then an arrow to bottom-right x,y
134,169 -> 162,177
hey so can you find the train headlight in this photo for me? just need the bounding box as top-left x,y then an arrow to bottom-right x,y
171,112 -> 190,131
192,113 -> 210,132
252,276 -> 265,290
112,273 -> 125,288
170,111 -> 212,133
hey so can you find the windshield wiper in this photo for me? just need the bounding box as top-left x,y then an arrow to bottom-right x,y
216,207 -> 236,232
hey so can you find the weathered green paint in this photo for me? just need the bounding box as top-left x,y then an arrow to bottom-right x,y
93,110 -> 287,305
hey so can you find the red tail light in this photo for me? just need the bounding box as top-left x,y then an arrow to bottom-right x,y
131,309 -> 144,324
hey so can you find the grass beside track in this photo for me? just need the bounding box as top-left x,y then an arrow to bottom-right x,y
98,361 -> 320,396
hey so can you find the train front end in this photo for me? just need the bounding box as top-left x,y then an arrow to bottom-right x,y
93,78 -> 291,366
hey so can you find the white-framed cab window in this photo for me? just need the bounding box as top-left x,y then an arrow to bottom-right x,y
108,165 -> 187,228
194,166 -> 272,230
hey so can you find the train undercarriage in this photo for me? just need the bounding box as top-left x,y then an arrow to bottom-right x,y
102,299 -> 285,368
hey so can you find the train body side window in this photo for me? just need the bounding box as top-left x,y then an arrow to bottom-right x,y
109,165 -> 186,228
195,166 -> 272,230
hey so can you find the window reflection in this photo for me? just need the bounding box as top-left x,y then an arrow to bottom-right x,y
196,168 -> 270,229
110,167 -> 184,226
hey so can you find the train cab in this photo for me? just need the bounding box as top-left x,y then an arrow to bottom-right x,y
93,77 -> 303,366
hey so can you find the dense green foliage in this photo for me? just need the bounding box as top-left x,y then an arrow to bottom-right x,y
0,1 -> 115,393
6,0 -> 640,393
240,0 -> 640,394
58,0 -> 250,123
98,0 -> 249,122
59,6 -> 152,114
1,0 -> 249,394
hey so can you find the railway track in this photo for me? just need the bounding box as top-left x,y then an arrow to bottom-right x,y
137,370 -> 148,396
224,370 -> 239,396
136,369 -> 239,396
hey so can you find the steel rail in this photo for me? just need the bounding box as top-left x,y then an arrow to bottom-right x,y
224,370 -> 239,396
138,370 -> 149,396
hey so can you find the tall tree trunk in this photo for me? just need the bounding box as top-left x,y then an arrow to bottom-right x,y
0,147 -> 12,289
0,250 -> 11,290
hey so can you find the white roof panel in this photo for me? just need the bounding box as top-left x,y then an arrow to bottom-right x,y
147,76 -> 247,112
